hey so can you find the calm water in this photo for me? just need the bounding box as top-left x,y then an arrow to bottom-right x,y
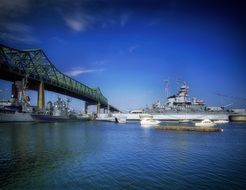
0,121 -> 246,190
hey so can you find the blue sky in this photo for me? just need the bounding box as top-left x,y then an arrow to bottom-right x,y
0,0 -> 246,111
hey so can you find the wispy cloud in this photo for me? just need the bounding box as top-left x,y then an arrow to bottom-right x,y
65,67 -> 104,77
58,2 -> 132,32
4,22 -> 31,33
120,13 -> 131,27
94,60 -> 108,65
63,12 -> 94,32
0,0 -> 30,18
0,22 -> 38,44
128,45 -> 140,53
51,36 -> 66,45
0,0 -> 38,44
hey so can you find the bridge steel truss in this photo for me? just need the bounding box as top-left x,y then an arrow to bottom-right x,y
0,44 -> 118,112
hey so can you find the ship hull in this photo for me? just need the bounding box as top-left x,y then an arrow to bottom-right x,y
95,117 -> 116,122
75,115 -> 91,121
0,111 -> 34,122
31,114 -> 69,122
119,112 -> 229,122
152,113 -> 228,121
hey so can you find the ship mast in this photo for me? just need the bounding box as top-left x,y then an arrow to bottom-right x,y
164,80 -> 169,100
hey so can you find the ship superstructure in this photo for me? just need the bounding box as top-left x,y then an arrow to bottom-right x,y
31,97 -> 72,121
148,82 -> 206,112
32,97 -> 91,121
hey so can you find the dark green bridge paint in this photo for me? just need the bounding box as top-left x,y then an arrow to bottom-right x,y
0,44 -> 119,112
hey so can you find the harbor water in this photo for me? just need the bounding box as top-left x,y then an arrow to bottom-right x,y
1,121 -> 246,189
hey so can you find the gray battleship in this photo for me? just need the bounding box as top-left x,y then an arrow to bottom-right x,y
31,97 -> 91,122
31,97 -> 70,121
120,82 -> 229,121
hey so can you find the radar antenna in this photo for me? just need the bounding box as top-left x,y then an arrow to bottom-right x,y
164,80 -> 169,99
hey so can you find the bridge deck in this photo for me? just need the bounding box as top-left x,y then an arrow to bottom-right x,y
0,44 -> 119,112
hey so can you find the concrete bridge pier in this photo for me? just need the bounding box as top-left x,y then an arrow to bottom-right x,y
84,102 -> 88,114
11,79 -> 27,103
107,104 -> 110,114
97,102 -> 101,114
37,81 -> 45,111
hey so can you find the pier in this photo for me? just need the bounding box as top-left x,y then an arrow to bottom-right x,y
0,44 -> 119,113
157,126 -> 223,132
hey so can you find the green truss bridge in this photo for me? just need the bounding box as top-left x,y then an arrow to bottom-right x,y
0,44 -> 119,112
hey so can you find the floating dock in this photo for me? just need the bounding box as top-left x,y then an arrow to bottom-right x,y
157,126 -> 223,132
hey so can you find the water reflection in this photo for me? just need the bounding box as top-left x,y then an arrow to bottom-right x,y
0,122 -> 246,189
0,121 -> 105,188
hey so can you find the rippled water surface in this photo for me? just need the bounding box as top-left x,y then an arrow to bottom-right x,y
1,121 -> 246,189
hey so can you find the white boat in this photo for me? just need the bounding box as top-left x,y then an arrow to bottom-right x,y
140,117 -> 161,126
214,120 -> 229,124
195,119 -> 216,127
